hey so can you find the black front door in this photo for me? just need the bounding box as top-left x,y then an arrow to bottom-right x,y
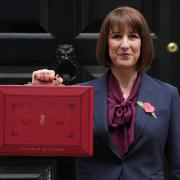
158,0 -> 180,92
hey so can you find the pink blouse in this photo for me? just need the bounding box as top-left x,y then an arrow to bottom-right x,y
108,72 -> 141,155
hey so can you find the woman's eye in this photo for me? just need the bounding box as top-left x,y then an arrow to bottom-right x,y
129,34 -> 140,39
111,34 -> 121,39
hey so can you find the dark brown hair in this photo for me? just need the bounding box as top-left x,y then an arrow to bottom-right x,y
96,6 -> 154,71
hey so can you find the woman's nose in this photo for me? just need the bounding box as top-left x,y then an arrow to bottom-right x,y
120,37 -> 130,48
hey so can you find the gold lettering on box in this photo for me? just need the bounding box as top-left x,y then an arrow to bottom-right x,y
40,114 -> 46,126
19,147 -> 65,152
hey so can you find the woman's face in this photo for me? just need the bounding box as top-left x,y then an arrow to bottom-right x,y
108,27 -> 141,70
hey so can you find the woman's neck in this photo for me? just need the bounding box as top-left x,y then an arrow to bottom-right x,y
111,67 -> 138,99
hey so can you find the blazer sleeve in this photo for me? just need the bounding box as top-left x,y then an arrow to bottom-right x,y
166,87 -> 180,179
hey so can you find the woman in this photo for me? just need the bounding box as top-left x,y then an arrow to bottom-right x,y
32,6 -> 180,180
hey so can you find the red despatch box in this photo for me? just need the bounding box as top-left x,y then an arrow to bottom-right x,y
0,85 -> 93,156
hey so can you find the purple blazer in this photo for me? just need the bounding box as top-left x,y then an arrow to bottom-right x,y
76,71 -> 180,180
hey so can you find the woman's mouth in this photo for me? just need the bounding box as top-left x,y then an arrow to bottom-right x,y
119,53 -> 131,58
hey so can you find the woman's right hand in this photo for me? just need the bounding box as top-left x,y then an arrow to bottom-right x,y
31,69 -> 63,86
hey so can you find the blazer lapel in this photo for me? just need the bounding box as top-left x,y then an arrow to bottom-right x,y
134,73 -> 157,144
124,73 -> 158,159
94,72 -> 121,158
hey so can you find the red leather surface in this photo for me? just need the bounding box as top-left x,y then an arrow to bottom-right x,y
0,85 -> 93,156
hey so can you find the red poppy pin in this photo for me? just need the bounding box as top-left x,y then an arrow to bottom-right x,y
137,101 -> 157,119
